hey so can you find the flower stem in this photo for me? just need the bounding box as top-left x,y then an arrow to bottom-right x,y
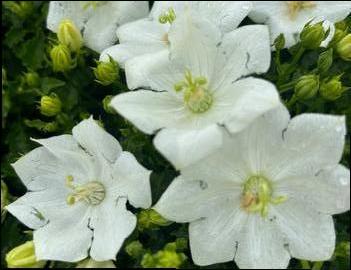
287,95 -> 298,108
312,261 -> 324,270
300,260 -> 311,269
279,81 -> 296,93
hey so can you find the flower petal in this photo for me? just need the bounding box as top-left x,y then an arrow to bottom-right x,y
234,214 -> 290,269
212,25 -> 271,90
154,176 -> 240,223
220,77 -> 281,134
110,90 -> 186,134
89,197 -> 136,261
189,203 -> 246,266
277,164 -> 350,215
153,125 -> 223,169
112,151 -> 152,209
272,199 -> 336,261
72,116 -> 122,164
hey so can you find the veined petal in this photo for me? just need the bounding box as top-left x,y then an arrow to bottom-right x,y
153,125 -> 223,169
112,151 -> 152,209
154,176 -> 239,223
234,214 -> 290,269
272,199 -> 335,261
72,116 -> 122,164
89,197 -> 136,261
110,90 -> 186,134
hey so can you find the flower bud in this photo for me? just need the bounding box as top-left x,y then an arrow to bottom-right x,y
317,48 -> 333,74
6,241 -> 46,268
137,209 -> 172,231
320,76 -> 346,101
40,93 -> 62,117
57,19 -> 83,53
93,57 -> 119,86
336,34 -> 351,61
3,1 -> 34,18
24,72 -> 40,88
125,240 -> 145,259
50,44 -> 74,72
294,74 -> 319,100
300,22 -> 326,49
329,28 -> 348,48
76,258 -> 115,268
102,95 -> 116,114
274,33 -> 285,50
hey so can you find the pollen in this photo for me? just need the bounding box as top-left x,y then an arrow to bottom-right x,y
286,1 -> 316,20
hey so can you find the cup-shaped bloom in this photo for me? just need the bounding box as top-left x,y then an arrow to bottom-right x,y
111,13 -> 281,169
249,1 -> 351,48
6,117 -> 152,262
47,1 -> 149,52
155,105 -> 350,269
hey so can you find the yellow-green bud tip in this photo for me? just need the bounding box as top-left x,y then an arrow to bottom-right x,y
40,93 -> 62,117
300,22 -> 326,49
337,34 -> 351,61
57,19 -> 83,53
50,44 -> 75,73
294,74 -> 319,100
6,241 -> 46,268
93,57 -> 119,86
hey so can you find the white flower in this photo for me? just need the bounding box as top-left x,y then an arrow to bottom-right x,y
100,1 -> 252,89
6,117 -> 152,262
110,13 -> 281,169
154,105 -> 350,269
47,1 -> 149,52
249,1 -> 351,48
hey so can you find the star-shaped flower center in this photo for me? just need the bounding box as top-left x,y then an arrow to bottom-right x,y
286,1 -> 316,20
65,175 -> 105,206
174,70 -> 213,113
241,175 -> 287,217
159,8 -> 176,24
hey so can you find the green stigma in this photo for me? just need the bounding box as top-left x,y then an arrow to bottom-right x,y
159,8 -> 176,24
174,70 -> 213,113
65,175 -> 105,206
82,1 -> 106,10
241,175 -> 287,217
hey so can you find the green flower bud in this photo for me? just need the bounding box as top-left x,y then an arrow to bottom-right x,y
50,44 -> 74,72
137,209 -> 172,231
57,19 -> 83,53
3,1 -> 34,18
125,240 -> 145,259
154,250 -> 187,268
317,48 -> 333,74
102,95 -> 116,114
1,180 -> 8,221
24,72 -> 40,88
93,56 -> 119,86
320,76 -> 346,101
329,28 -> 348,48
141,253 -> 156,268
334,241 -> 350,259
24,119 -> 58,133
76,258 -> 115,268
40,93 -> 62,117
6,241 -> 46,268
274,33 -> 285,50
294,74 -> 319,100
336,34 -> 351,61
300,22 -> 326,49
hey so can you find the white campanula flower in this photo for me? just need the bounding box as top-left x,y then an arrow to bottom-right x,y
47,1 -> 149,52
110,13 -> 281,169
6,117 -> 151,262
249,1 -> 351,48
100,1 -> 252,88
154,105 -> 350,269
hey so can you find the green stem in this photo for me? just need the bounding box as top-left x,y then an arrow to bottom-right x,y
279,81 -> 296,93
300,260 -> 311,269
312,261 -> 324,270
287,95 -> 298,108
291,45 -> 306,67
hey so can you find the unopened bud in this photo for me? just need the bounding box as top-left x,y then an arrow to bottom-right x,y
300,22 -> 326,49
50,44 -> 74,72
6,241 -> 46,268
125,240 -> 145,259
317,48 -> 333,74
336,34 -> 351,61
57,19 -> 83,53
294,74 -> 319,100
93,56 -> 119,86
3,1 -> 34,18
24,72 -> 40,88
102,95 -> 116,114
40,93 -> 62,117
320,75 -> 346,101
274,33 -> 285,50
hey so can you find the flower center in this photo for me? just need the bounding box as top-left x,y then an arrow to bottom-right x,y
82,1 -> 107,10
65,175 -> 105,206
241,175 -> 287,217
286,1 -> 316,20
159,8 -> 176,24
174,70 -> 213,113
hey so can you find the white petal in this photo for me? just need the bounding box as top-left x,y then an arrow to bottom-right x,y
46,1 -> 89,32
272,199 -> 336,261
110,90 -> 186,134
235,214 -> 290,269
112,151 -> 151,209
212,25 -> 271,90
72,116 -> 122,164
189,203 -> 246,266
153,125 -> 223,169
84,2 -> 149,52
277,164 -> 350,215
89,197 -> 136,261
273,114 -> 346,181
220,77 -> 281,134
154,176 -> 239,223
34,203 -> 92,262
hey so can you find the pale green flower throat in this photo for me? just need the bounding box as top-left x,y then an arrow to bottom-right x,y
174,71 -> 213,113
65,175 -> 105,206
241,175 -> 287,217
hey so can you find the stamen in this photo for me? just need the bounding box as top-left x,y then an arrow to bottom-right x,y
286,1 -> 316,20
159,8 -> 176,24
